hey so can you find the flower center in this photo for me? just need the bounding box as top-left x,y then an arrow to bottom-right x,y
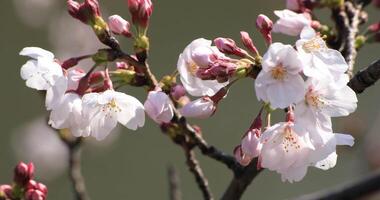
305,88 -> 326,108
271,64 -> 287,80
302,36 -> 326,53
187,62 -> 199,76
282,126 -> 301,153
102,98 -> 122,116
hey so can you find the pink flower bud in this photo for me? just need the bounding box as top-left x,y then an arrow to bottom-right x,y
0,185 -> 12,199
67,0 -> 101,25
256,14 -> 273,45
373,0 -> 380,7
241,130 -> 261,158
108,15 -> 132,37
214,37 -> 248,58
25,189 -> 46,200
127,0 -> 153,28
368,22 -> 380,33
286,0 -> 302,11
240,31 -> 259,55
234,145 -> 252,166
171,84 -> 186,101
191,46 -> 217,68
144,91 -> 174,124
180,97 -> 216,119
14,162 -> 34,186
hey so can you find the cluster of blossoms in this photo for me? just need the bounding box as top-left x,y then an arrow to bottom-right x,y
18,0 -> 362,185
0,162 -> 47,200
173,3 -> 358,182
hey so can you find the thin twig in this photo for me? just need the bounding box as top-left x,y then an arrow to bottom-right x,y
168,165 -> 182,200
183,147 -> 214,200
294,170 -> 380,200
348,58 -> 380,93
60,136 -> 90,200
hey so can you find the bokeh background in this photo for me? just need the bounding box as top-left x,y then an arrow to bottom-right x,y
1,0 -> 380,199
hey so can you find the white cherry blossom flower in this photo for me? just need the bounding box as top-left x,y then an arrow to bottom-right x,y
255,42 -> 305,109
259,122 -> 315,182
82,90 -> 145,140
295,77 -> 357,125
48,93 -> 90,137
177,38 -> 228,96
20,47 -> 63,90
272,9 -> 311,36
296,26 -> 349,83
144,90 -> 174,124
180,97 -> 215,119
45,75 -> 68,110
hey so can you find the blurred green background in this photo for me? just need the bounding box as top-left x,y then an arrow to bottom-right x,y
1,0 -> 380,199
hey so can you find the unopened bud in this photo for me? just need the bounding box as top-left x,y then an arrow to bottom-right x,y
256,14 -> 273,45
214,37 -> 248,58
14,162 -> 34,186
234,145 -> 252,166
127,0 -> 153,29
373,0 -> 380,7
180,97 -> 216,119
171,84 -> 186,101
67,0 -> 101,25
25,189 -> 46,200
0,185 -> 12,199
241,130 -> 261,158
240,31 -> 259,55
368,22 -> 380,33
108,15 -> 132,37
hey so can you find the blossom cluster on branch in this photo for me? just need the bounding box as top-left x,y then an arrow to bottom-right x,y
13,0 -> 380,199
0,163 -> 47,200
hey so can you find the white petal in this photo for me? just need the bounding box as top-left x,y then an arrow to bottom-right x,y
19,47 -> 54,60
20,60 -> 38,80
314,152 -> 337,170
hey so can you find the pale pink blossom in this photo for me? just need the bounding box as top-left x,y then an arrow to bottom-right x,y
144,91 -> 174,124
177,38 -> 228,96
255,43 -> 305,109
272,10 -> 311,36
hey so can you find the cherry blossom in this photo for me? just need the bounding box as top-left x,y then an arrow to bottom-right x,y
144,90 -> 174,124
81,90 -> 145,140
20,47 -> 63,91
48,93 -> 89,137
296,26 -> 349,84
272,9 -> 311,36
108,15 -> 132,37
255,42 -> 305,109
259,122 -> 315,182
177,38 -> 228,96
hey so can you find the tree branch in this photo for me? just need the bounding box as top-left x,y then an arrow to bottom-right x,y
348,59 -> 380,93
342,2 -> 361,77
183,147 -> 214,200
60,136 -> 90,200
221,159 -> 262,200
168,165 -> 182,200
295,170 -> 380,200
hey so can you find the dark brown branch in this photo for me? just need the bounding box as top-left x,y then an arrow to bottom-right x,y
168,165 -> 182,200
178,117 -> 242,173
348,59 -> 380,93
221,159 -> 262,200
61,137 -> 90,200
184,147 -> 214,200
295,170 -> 380,200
